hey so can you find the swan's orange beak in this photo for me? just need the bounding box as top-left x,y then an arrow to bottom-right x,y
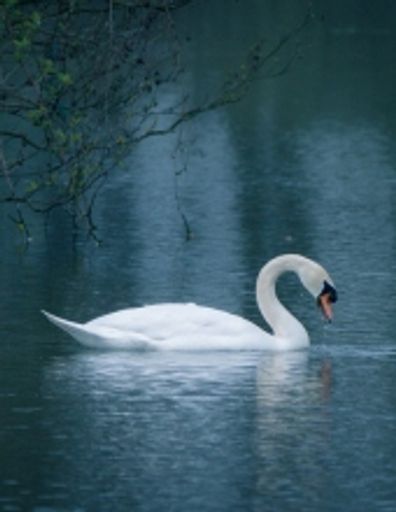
318,293 -> 333,322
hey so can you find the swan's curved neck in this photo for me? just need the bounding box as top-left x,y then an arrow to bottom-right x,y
256,255 -> 309,344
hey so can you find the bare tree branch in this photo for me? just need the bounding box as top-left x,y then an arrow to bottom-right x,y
0,0 -> 313,243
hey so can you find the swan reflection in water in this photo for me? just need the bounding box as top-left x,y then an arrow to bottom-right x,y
42,350 -> 333,507
254,351 -> 334,501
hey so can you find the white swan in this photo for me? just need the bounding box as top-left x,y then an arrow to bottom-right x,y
42,254 -> 337,351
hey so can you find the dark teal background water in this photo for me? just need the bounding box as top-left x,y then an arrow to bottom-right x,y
2,1 -> 396,510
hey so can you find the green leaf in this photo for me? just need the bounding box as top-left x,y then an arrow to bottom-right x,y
70,132 -> 81,144
54,129 -> 67,144
26,180 -> 39,193
17,221 -> 25,233
30,11 -> 41,28
13,36 -> 30,57
40,58 -> 56,75
57,72 -> 73,86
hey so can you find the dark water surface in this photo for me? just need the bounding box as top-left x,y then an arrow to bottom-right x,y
2,1 -> 396,510
3,347 -> 396,512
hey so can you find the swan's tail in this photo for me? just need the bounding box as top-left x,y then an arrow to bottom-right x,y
42,310 -> 153,350
42,310 -> 108,348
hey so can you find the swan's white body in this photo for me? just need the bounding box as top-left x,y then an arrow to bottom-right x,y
42,254 -> 336,351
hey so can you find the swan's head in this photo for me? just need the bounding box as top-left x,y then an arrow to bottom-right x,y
316,280 -> 338,322
298,261 -> 338,322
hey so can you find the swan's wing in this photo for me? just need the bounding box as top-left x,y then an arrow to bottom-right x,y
87,303 -> 270,349
42,310 -> 152,349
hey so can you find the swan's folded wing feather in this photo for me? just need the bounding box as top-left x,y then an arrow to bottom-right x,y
85,303 -> 269,349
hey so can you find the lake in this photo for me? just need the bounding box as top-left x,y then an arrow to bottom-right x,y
1,1 -> 396,510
